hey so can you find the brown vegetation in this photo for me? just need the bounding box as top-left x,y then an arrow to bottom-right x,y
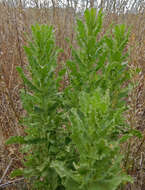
0,0 -> 145,189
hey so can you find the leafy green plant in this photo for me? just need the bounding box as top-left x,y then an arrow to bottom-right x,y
6,24 -> 68,190
6,8 -> 139,190
51,89 -> 132,190
65,9 -> 130,110
51,8 -> 135,190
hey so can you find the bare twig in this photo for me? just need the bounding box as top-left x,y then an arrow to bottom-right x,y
0,178 -> 24,189
0,159 -> 13,184
135,134 -> 145,156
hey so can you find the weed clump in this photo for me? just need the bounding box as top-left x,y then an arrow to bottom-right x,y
6,8 -> 140,190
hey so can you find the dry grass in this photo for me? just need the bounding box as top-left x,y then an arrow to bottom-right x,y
0,1 -> 145,189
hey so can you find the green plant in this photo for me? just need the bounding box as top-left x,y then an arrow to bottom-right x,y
51,8 -> 135,190
65,9 -> 130,111
6,8 -> 140,190
51,89 -> 132,190
6,24 -> 68,190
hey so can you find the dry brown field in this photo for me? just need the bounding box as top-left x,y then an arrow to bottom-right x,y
0,1 -> 145,189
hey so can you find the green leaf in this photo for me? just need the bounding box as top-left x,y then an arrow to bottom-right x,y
16,67 -> 40,93
10,169 -> 23,178
129,129 -> 142,139
51,161 -> 73,179
6,136 -> 25,145
65,178 -> 80,190
119,134 -> 133,143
